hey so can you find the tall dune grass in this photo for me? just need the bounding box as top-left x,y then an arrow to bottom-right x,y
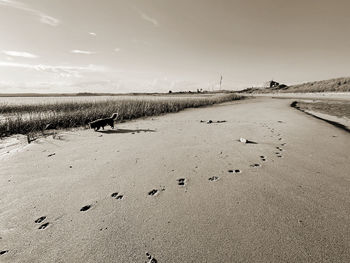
239,77 -> 350,94
0,93 -> 242,137
286,77 -> 350,93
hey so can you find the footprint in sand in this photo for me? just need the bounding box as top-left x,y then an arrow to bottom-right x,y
276,147 -> 283,151
208,176 -> 219,181
250,164 -> 261,168
148,189 -> 158,196
111,192 -> 124,200
177,178 -> 186,186
228,169 -> 241,174
35,216 -> 46,224
0,250 -> 9,255
145,252 -> 157,263
38,222 -> 49,230
80,205 -> 91,212
274,151 -> 283,157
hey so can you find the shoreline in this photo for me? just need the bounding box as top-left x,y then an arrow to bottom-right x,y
240,92 -> 350,101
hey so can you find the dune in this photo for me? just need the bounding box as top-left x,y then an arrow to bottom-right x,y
0,97 -> 349,262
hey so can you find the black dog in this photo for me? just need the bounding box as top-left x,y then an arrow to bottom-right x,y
89,113 -> 118,131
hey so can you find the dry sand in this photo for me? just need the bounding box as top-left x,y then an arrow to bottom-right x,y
0,97 -> 349,262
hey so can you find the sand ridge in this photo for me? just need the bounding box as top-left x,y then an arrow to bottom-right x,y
0,97 -> 349,262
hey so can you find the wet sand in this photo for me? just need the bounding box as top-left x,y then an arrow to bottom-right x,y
0,97 -> 349,262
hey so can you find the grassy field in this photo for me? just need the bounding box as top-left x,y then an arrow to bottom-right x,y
0,93 -> 242,137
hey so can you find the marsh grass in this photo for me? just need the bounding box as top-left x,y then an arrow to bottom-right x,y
0,93 -> 242,137
296,100 -> 350,119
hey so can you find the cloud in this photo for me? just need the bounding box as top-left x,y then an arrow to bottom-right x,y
138,11 -> 159,27
0,0 -> 60,26
2,50 -> 38,58
71,50 -> 95,55
40,15 -> 60,26
131,39 -> 151,46
89,32 -> 96,36
0,61 -> 106,78
114,48 -> 121,52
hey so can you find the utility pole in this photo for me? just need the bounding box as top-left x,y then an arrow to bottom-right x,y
219,75 -> 223,90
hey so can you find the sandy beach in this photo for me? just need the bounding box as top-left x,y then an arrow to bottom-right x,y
1,97 -> 349,262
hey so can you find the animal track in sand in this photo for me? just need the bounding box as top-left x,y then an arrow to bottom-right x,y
35,216 -> 46,224
250,164 -> 261,168
146,252 -> 158,263
148,189 -> 158,196
228,169 -> 241,174
177,178 -> 186,186
208,176 -> 219,181
274,151 -> 283,157
260,156 -> 266,161
111,192 -> 124,199
80,205 -> 91,212
38,222 -> 49,230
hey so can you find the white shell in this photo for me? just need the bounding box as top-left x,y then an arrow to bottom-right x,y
240,138 -> 247,143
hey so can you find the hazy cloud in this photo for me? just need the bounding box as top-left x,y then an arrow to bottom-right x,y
138,11 -> 159,27
71,50 -> 95,55
131,39 -> 151,46
89,32 -> 96,36
39,15 -> 59,26
2,50 -> 38,58
0,0 -> 60,26
0,61 -> 106,78
114,48 -> 121,52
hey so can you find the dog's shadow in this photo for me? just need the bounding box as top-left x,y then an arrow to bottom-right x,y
97,128 -> 156,134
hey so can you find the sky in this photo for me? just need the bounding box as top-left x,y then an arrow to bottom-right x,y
0,0 -> 349,93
